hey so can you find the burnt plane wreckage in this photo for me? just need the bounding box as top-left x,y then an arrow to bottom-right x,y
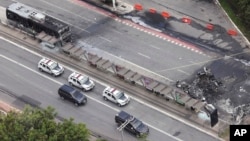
176,67 -> 223,102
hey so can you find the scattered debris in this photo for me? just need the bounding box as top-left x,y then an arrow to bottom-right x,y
217,99 -> 234,114
234,58 -> 250,67
232,104 -> 250,124
239,86 -> 246,93
176,67 -> 223,101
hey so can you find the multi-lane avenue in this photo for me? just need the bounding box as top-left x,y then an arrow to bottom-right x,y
0,0 -> 215,82
0,37 -> 220,141
0,0 -> 227,140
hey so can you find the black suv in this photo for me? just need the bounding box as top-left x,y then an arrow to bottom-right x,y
58,84 -> 87,106
115,111 -> 149,137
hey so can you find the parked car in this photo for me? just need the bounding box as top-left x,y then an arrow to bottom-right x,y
38,58 -> 64,76
115,111 -> 149,137
102,87 -> 130,107
58,84 -> 87,106
68,72 -> 95,91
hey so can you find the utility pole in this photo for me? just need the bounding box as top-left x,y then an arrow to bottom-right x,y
117,116 -> 134,141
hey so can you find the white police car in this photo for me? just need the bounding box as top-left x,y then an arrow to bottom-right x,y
103,87 -> 130,107
38,58 -> 64,76
68,72 -> 95,91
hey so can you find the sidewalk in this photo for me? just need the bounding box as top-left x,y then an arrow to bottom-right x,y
0,100 -> 20,113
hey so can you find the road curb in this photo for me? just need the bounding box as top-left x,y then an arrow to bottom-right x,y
0,100 -> 20,113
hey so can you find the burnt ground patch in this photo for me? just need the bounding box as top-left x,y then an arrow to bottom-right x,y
128,9 -> 244,54
177,54 -> 250,123
77,0 -> 250,123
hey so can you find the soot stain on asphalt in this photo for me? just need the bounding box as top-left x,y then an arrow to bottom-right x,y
143,11 -> 167,28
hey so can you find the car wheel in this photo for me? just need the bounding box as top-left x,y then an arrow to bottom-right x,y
83,99 -> 87,104
82,88 -> 87,92
69,82 -> 73,86
103,96 -> 108,101
52,73 -> 57,77
39,68 -> 43,72
136,134 -> 140,138
118,103 -> 122,107
60,96 -> 64,100
74,102 -> 79,106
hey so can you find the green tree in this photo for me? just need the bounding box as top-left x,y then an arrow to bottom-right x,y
138,134 -> 149,141
0,106 -> 89,141
237,0 -> 250,27
244,5 -> 250,28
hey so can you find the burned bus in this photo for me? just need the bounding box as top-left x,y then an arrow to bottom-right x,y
6,2 -> 71,46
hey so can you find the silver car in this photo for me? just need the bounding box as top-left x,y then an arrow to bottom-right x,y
68,72 -> 95,91
103,87 -> 130,107
38,58 -> 64,76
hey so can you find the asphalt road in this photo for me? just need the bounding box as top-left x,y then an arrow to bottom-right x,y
0,0 -> 214,82
1,0 -> 250,129
127,0 -> 232,27
0,37 -> 220,141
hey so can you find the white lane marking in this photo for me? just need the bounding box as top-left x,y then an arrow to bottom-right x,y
0,55 -> 62,86
38,0 -> 96,23
30,0 -> 202,57
0,55 -> 118,111
98,36 -> 112,42
0,37 -> 106,88
177,69 -> 191,75
0,36 -> 175,84
150,45 -> 160,50
0,54 -> 182,141
130,95 -> 223,141
137,52 -> 151,59
112,29 -> 123,35
0,37 -> 222,140
99,48 -> 174,82
189,61 -> 196,64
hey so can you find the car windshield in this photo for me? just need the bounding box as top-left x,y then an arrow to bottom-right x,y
50,62 -> 59,70
79,76 -> 89,84
131,119 -> 142,129
72,91 -> 83,99
116,91 -> 125,99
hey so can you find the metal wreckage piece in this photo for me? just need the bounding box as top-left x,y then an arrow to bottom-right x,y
176,67 -> 223,100
232,104 -> 250,124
